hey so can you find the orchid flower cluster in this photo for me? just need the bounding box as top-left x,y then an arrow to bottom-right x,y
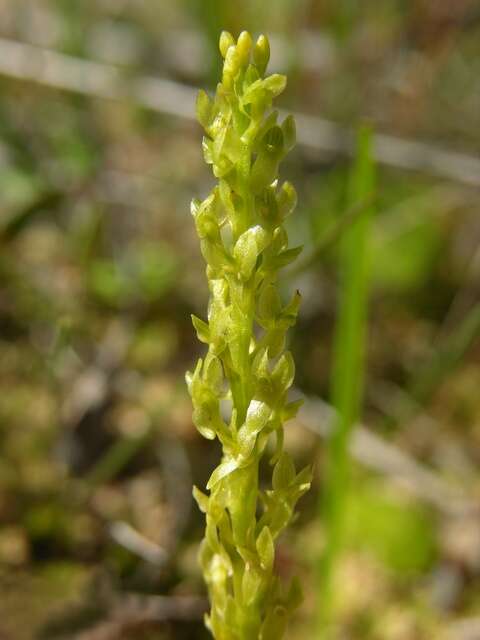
186,31 -> 311,640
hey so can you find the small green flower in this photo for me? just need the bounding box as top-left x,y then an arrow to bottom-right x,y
187,31 -> 311,640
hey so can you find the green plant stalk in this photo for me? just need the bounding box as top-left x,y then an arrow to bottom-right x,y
317,126 -> 375,636
186,31 -> 311,640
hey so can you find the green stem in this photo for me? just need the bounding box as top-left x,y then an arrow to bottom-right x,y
317,125 -> 375,637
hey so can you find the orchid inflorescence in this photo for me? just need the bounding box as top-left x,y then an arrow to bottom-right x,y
186,30 -> 311,639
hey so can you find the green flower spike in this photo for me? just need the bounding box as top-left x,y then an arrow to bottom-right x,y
186,31 -> 311,640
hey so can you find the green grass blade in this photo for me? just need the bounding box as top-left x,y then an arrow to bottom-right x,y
182,0 -> 227,81
317,125 -> 375,636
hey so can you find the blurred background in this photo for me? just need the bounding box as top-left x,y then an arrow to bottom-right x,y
1,1 -> 480,639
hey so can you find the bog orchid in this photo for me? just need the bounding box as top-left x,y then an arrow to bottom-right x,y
186,30 -> 311,639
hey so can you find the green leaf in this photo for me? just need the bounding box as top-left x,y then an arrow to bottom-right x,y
271,351 -> 295,392
218,179 -> 236,218
242,563 -> 263,605
279,290 -> 301,327
244,63 -> 261,89
213,155 -> 234,179
277,181 -> 297,218
265,327 -> 286,358
193,191 -> 219,239
233,225 -> 269,280
282,398 -> 304,422
272,452 -> 296,490
207,458 -> 238,490
190,198 -> 201,216
256,526 -> 274,571
191,314 -> 210,343
233,228 -> 258,280
271,246 -> 303,269
245,399 -> 271,434
263,74 -> 287,97
196,89 -> 213,129
202,136 -> 214,164
199,538 -> 213,573
204,353 -> 224,394
185,359 -> 201,397
205,515 -> 220,552
265,496 -> 292,539
259,605 -> 288,640
224,595 -> 238,630
193,486 -> 209,513
250,110 -> 279,148
257,187 -> 279,220
236,427 -> 257,460
251,347 -> 270,379
192,404 -> 217,440
293,466 -> 313,496
281,115 -> 296,151
250,153 -> 280,194
258,285 -> 282,323
271,227 -> 288,253
270,428 -> 284,465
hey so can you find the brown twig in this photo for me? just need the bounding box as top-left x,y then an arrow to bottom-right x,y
298,395 -> 479,517
69,594 -> 207,640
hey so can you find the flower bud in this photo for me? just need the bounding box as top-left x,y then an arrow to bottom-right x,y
271,351 -> 295,392
236,31 -> 252,67
257,187 -> 278,220
219,31 -> 235,58
233,225 -> 268,280
277,181 -> 297,218
263,125 -> 284,155
222,45 -> 240,87
251,347 -> 269,379
256,526 -> 274,572
250,153 -> 280,194
204,352 -> 224,394
254,34 -> 270,75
